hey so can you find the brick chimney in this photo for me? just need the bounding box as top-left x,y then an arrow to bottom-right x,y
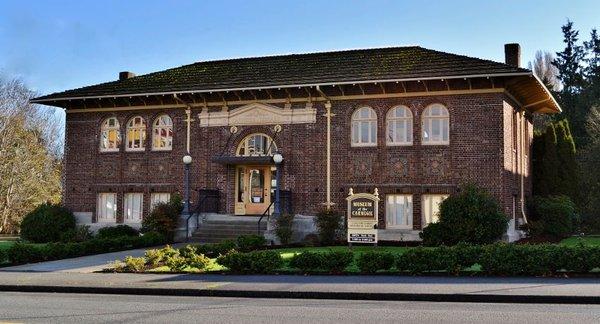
504,43 -> 521,68
119,71 -> 136,81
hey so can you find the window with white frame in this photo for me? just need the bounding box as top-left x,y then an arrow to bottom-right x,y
236,133 -> 277,156
386,194 -> 413,229
386,106 -> 413,145
422,194 -> 449,226
126,116 -> 147,151
150,192 -> 171,210
124,193 -> 144,223
100,117 -> 121,152
351,106 -> 377,146
152,115 -> 173,151
422,104 -> 449,145
97,193 -> 117,222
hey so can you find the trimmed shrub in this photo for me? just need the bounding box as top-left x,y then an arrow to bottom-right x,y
7,233 -> 167,265
529,195 -> 577,241
141,194 -> 182,241
236,234 -> 266,252
97,225 -> 139,239
357,251 -> 395,273
289,250 -> 354,273
315,209 -> 344,245
420,184 -> 508,246
217,250 -> 282,274
20,203 -> 76,243
396,245 -> 482,275
0,249 -> 7,264
275,214 -> 295,245
123,256 -> 146,272
289,251 -> 326,272
195,240 -> 237,258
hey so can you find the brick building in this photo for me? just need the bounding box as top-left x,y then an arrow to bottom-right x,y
32,44 -> 560,242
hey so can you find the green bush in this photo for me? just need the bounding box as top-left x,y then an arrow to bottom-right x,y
315,209 -> 343,245
141,194 -> 182,241
420,184 -> 508,246
289,251 -> 327,272
123,256 -> 146,272
357,251 -> 395,273
529,195 -> 578,241
194,240 -> 237,258
236,234 -> 266,252
97,225 -> 139,239
275,214 -> 295,245
20,203 -> 76,243
217,250 -> 282,274
0,249 -> 7,264
289,250 -> 354,273
7,233 -> 167,265
396,244 -> 482,275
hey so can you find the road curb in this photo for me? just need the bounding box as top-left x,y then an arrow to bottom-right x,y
0,285 -> 599,304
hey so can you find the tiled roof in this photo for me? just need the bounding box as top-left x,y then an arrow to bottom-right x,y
32,46 -> 530,101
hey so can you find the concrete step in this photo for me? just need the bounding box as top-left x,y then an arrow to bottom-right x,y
190,217 -> 267,243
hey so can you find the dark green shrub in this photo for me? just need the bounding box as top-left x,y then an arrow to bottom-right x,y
195,240 -> 237,258
315,209 -> 343,245
420,184 -> 508,246
141,194 -> 182,241
275,214 -> 295,245
217,250 -> 282,274
97,225 -> 139,239
236,234 -> 266,252
289,250 -> 354,273
357,251 -> 395,273
20,203 -> 76,243
0,249 -> 7,263
289,251 -> 327,272
7,243 -> 45,265
529,195 -> 577,241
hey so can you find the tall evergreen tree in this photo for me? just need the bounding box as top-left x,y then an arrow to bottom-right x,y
584,29 -> 600,104
531,131 -> 546,196
553,20 -> 587,145
555,120 -> 579,202
539,123 -> 560,196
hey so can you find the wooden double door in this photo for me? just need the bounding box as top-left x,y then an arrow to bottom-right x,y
234,165 -> 275,215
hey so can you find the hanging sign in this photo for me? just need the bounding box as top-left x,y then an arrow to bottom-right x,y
346,188 -> 379,244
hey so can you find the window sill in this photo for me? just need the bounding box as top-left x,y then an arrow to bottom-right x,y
151,148 -> 173,152
351,143 -> 378,148
99,149 -> 120,153
386,142 -> 413,147
421,142 -> 449,146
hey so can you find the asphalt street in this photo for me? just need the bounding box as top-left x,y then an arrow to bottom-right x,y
0,292 -> 599,324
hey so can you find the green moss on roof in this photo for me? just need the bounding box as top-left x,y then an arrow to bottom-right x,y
33,46 -> 529,101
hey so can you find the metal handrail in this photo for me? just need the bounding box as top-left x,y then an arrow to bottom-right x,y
257,201 -> 274,234
185,194 -> 212,241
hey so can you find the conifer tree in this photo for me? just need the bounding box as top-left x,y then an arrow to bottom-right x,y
539,123 -> 560,196
555,120 -> 579,202
531,131 -> 546,196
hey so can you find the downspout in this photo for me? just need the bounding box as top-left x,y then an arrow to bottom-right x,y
316,86 -> 334,210
520,110 -> 528,224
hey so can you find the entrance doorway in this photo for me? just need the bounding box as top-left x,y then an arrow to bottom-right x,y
235,166 -> 275,215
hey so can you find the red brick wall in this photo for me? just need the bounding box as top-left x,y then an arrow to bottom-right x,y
63,92 -> 531,230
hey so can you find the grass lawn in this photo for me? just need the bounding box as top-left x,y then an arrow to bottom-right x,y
0,241 -> 15,253
559,236 -> 600,247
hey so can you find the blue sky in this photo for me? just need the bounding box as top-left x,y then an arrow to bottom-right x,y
0,0 -> 599,97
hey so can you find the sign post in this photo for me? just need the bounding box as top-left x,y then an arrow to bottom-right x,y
346,188 -> 379,246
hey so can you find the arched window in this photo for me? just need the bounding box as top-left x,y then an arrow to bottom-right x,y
100,117 -> 121,152
351,107 -> 377,146
237,133 -> 277,156
422,104 -> 449,145
152,114 -> 173,151
386,106 -> 413,145
126,116 -> 147,151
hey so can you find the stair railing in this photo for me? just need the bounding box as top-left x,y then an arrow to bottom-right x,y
185,189 -> 220,241
257,201 -> 274,234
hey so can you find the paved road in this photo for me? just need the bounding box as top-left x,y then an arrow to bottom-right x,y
0,292 -> 599,324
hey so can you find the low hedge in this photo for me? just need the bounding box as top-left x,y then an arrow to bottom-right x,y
7,232 -> 166,265
356,251 -> 395,273
289,250 -> 354,273
97,225 -> 139,239
0,248 -> 7,264
216,250 -> 283,274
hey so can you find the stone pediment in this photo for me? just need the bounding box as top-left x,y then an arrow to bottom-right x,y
198,103 -> 316,127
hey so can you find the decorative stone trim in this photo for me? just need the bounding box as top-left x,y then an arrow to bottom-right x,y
198,102 -> 316,127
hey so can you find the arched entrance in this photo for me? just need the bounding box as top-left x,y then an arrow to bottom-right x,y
234,133 -> 277,215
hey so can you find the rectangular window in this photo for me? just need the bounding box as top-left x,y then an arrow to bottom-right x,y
422,194 -> 449,226
386,195 -> 413,229
97,193 -> 117,223
124,193 -> 144,223
150,193 -> 170,210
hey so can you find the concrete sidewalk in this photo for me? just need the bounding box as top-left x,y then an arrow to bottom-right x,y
0,272 -> 600,304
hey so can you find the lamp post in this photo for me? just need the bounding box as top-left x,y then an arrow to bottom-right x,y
272,152 -> 283,217
182,154 -> 192,217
